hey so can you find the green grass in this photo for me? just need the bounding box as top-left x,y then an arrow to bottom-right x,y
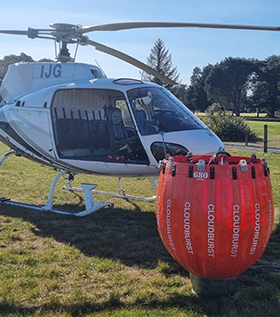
228,149 -> 280,211
198,112 -> 280,148
0,143 -> 280,316
246,121 -> 280,136
240,112 -> 268,118
245,121 -> 280,148
220,120 -> 280,148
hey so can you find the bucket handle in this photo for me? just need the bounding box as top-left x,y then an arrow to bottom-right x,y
214,151 -> 231,164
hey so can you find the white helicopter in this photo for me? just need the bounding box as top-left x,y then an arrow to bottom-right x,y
0,22 -> 278,216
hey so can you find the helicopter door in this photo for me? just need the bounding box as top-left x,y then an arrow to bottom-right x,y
51,88 -> 148,164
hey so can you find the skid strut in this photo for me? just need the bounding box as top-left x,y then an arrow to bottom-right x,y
0,152 -> 113,217
63,176 -> 157,202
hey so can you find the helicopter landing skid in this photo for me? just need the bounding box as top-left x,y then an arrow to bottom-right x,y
0,152 -> 113,217
63,176 -> 157,202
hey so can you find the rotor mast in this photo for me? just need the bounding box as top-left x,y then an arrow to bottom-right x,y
56,40 -> 74,62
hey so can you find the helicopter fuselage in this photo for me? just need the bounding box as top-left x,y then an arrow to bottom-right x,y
0,62 -> 224,177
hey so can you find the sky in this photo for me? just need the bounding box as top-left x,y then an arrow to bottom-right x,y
0,0 -> 279,84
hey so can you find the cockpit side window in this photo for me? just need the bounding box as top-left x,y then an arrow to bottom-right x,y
127,87 -> 205,135
51,88 -> 148,164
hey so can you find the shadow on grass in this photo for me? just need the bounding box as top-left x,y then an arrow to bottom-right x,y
0,202 -> 185,272
1,279 -> 280,317
1,204 -> 280,316
1,201 -> 280,272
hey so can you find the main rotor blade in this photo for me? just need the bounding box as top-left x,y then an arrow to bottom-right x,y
0,30 -> 29,35
85,38 -> 177,85
0,28 -> 51,39
79,22 -> 280,34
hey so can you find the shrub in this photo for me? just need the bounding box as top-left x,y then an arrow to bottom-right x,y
203,104 -> 260,142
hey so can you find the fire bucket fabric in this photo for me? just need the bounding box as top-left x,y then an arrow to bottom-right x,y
156,153 -> 274,279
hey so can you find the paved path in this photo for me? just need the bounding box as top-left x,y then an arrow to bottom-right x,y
224,143 -> 280,153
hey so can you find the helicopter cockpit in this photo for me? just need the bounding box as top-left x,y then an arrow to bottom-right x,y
50,84 -> 208,166
128,87 -> 204,135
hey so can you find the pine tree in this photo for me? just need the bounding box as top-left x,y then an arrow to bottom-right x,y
141,39 -> 180,89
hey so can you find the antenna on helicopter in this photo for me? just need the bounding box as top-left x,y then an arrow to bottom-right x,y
94,59 -> 107,77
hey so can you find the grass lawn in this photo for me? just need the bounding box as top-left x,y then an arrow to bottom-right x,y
0,143 -> 279,316
240,113 -> 268,118
197,112 -> 280,148
246,121 -> 280,148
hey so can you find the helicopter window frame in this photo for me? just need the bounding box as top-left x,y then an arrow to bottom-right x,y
127,86 -> 206,135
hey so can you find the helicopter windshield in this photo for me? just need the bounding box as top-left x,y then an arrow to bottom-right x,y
127,87 -> 205,135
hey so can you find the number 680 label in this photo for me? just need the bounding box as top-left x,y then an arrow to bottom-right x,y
193,171 -> 209,180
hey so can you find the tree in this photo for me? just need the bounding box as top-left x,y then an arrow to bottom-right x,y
0,53 -> 54,102
250,55 -> 280,118
0,53 -> 34,81
205,57 -> 257,116
185,65 -> 212,112
141,39 -> 180,89
204,103 -> 259,142
141,39 -> 188,103
0,53 -> 54,81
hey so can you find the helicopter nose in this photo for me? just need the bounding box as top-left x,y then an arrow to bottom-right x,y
163,129 -> 224,156
188,130 -> 224,155
148,129 -> 224,163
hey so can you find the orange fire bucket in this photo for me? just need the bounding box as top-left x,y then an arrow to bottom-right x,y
156,152 -> 274,296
